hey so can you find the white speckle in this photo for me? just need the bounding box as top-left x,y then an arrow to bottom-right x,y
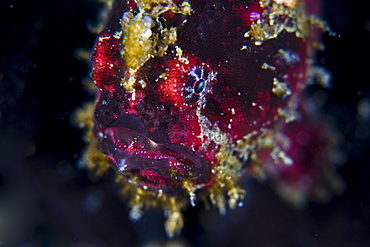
113,30 -> 122,39
279,50 -> 301,65
101,100 -> 107,105
252,102 -> 257,107
189,193 -> 196,207
97,132 -> 104,138
240,45 -> 249,50
228,124 -> 232,129
142,28 -> 152,38
98,36 -> 110,41
129,206 -> 143,222
118,159 -> 128,172
138,79 -> 146,88
122,12 -> 130,22
254,40 -> 262,46
250,11 -> 261,20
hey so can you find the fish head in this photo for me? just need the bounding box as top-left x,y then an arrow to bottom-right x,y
90,0 -> 319,198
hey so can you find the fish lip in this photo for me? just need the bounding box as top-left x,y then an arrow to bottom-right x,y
99,125 -> 212,188
106,113 -> 170,143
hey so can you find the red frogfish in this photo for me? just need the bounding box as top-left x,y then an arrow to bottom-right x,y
75,0 -> 343,237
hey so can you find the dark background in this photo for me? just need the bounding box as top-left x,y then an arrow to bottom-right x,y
0,0 -> 369,246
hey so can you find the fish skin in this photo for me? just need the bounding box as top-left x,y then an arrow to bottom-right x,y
77,0 -> 339,237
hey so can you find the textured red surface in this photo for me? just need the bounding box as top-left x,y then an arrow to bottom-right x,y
90,0 -> 320,195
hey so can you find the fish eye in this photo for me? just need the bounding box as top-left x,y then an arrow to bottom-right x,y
184,65 -> 212,105
193,79 -> 206,95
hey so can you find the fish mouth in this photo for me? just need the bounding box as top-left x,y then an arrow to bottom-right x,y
99,124 -> 212,192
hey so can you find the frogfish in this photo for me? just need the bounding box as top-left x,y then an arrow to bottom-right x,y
75,0 -> 344,237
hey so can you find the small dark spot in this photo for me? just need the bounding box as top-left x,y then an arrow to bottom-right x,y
194,79 -> 206,94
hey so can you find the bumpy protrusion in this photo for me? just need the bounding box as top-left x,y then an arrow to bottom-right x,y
76,0 -> 342,238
